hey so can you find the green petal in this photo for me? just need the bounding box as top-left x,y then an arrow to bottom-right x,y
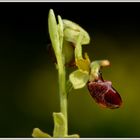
69,70 -> 89,89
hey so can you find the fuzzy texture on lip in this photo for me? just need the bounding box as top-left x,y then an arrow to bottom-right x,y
87,77 -> 122,109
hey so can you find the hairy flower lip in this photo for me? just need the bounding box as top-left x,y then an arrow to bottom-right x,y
87,75 -> 122,109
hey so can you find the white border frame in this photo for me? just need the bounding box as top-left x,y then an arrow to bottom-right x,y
0,0 -> 140,2
0,1 -> 138,139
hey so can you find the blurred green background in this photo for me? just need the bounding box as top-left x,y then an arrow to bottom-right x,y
0,2 -> 140,137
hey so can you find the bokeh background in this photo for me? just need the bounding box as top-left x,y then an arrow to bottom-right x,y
0,2 -> 140,137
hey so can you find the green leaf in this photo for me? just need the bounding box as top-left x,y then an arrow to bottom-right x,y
32,128 -> 51,138
53,112 -> 66,137
69,69 -> 89,89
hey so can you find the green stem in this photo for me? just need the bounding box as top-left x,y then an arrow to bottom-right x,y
57,55 -> 68,136
48,9 -> 68,137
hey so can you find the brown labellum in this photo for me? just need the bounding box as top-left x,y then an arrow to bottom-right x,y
87,75 -> 122,109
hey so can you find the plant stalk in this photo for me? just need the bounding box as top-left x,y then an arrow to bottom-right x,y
57,54 -> 68,136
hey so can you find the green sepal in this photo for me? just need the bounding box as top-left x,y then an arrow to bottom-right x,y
32,128 -> 51,138
63,19 -> 90,45
64,28 -> 81,45
53,112 -> 67,137
69,69 -> 89,89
